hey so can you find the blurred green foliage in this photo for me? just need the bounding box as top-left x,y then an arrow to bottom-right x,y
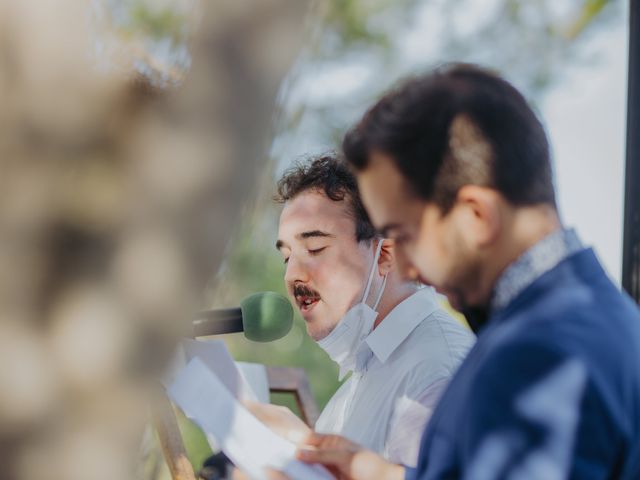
126,4 -> 188,44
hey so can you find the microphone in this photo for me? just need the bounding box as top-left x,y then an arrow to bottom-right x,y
192,291 -> 293,342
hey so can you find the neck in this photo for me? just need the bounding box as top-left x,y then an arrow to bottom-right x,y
372,274 -> 418,329
473,204 -> 562,307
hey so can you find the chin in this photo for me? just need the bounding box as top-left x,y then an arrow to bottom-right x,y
307,320 -> 338,342
438,287 -> 465,312
309,330 -> 325,342
447,296 -> 462,311
308,326 -> 328,342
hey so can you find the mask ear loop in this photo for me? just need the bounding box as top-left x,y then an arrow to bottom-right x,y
372,274 -> 387,311
362,239 -> 386,309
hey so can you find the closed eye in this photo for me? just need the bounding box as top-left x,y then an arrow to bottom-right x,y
309,247 -> 326,256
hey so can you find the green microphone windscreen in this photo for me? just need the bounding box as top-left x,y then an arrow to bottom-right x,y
240,291 -> 293,342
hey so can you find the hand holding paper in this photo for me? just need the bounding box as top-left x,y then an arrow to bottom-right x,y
168,358 -> 333,480
243,400 -> 311,445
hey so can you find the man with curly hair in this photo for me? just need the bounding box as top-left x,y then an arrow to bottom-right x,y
256,153 -> 474,467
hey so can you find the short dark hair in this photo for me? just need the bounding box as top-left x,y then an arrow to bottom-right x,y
275,153 -> 377,243
343,63 -> 556,213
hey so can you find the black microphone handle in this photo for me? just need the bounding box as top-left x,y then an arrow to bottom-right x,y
192,307 -> 243,337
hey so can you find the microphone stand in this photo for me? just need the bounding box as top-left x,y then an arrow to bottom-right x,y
192,308 -> 243,337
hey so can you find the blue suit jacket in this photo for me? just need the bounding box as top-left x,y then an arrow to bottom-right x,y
407,249 -> 640,479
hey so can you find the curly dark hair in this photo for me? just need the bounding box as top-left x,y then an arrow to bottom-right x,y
275,153 -> 377,243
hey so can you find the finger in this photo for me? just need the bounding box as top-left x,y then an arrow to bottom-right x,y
264,468 -> 291,480
302,431 -> 329,447
325,434 -> 352,449
231,468 -> 250,480
284,426 -> 310,445
242,400 -> 264,417
307,433 -> 358,451
297,446 -> 351,466
242,399 -> 258,409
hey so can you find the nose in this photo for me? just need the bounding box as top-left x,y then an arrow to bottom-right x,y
284,254 -> 309,286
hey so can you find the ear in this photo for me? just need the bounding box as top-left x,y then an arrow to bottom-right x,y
377,238 -> 395,276
455,185 -> 502,248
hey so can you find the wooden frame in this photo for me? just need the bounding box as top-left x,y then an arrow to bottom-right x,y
266,366 -> 320,427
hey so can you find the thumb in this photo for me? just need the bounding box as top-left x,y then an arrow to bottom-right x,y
297,446 -> 352,468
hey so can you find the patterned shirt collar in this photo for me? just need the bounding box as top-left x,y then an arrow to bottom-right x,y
491,228 -> 584,312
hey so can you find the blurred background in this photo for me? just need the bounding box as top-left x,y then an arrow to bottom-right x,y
0,0 -> 631,479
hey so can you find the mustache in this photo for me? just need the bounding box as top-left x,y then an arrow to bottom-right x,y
293,283 -> 321,299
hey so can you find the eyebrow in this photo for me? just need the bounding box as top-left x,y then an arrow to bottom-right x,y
300,230 -> 334,240
275,230 -> 334,251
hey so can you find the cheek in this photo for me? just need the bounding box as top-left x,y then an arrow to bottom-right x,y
411,225 -> 456,285
394,246 -> 416,279
330,267 -> 365,310
411,239 -> 441,282
312,255 -> 364,308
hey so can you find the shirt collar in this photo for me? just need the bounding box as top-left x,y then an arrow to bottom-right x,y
491,227 -> 584,312
364,286 -> 441,364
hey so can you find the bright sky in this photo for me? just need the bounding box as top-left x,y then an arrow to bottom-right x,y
543,15 -> 628,283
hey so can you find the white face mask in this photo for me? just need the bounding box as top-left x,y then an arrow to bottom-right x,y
317,240 -> 387,379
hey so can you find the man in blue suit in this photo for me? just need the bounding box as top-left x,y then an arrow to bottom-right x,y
272,64 -> 640,479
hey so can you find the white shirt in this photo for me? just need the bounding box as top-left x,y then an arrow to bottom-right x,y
314,287 -> 475,467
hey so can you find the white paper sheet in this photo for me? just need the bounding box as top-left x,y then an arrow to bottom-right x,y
168,358 -> 333,480
177,338 -> 259,402
236,361 -> 270,404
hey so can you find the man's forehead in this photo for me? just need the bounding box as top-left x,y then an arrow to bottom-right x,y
277,190 -> 355,240
359,151 -> 407,190
356,153 -> 422,232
